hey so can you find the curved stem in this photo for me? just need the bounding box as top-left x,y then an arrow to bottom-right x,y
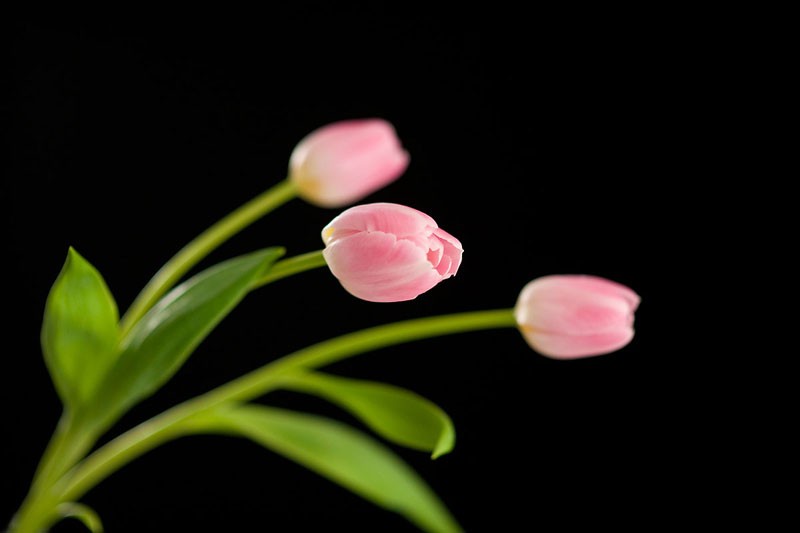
9,413 -> 97,533
251,249 -> 327,288
119,179 -> 297,337
9,180 -> 299,533
212,309 -> 517,401
55,502 -> 104,533
27,414 -> 74,497
9,247 -> 326,533
57,309 -> 517,504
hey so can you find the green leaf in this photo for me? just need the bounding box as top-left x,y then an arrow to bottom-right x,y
207,405 -> 462,533
93,247 -> 284,425
278,371 -> 455,459
41,247 -> 119,407
56,502 -> 104,532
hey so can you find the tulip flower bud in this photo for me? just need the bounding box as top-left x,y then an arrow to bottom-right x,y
514,275 -> 640,359
289,119 -> 410,208
322,203 -> 463,302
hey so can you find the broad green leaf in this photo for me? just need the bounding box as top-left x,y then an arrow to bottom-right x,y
41,247 -> 119,407
93,247 -> 284,425
56,502 -> 104,532
208,405 -> 462,533
278,371 -> 455,458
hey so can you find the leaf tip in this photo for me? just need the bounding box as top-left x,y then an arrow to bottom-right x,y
430,448 -> 447,460
431,436 -> 455,460
66,245 -> 82,261
64,246 -> 93,273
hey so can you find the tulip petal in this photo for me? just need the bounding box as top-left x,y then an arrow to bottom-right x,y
514,274 -> 639,359
521,327 -> 635,359
322,203 -> 462,302
515,276 -> 637,335
324,232 -> 441,302
290,120 -> 410,208
431,228 -> 463,277
324,203 -> 437,241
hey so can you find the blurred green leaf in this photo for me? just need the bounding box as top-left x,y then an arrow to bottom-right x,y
279,371 -> 455,458
56,502 -> 104,532
207,404 -> 462,533
41,248 -> 119,408
92,247 -> 284,426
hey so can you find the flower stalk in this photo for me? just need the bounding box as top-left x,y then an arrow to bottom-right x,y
119,179 -> 297,337
11,310 -> 516,533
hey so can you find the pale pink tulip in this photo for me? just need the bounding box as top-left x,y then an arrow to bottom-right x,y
322,203 -> 463,302
514,275 -> 640,359
289,119 -> 410,208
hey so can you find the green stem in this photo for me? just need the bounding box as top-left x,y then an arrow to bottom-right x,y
10,247 -> 326,533
28,414 -> 75,496
55,502 -> 104,533
212,309 -> 517,401
56,309 -> 517,504
251,249 -> 327,288
119,179 -> 297,338
10,413 -> 97,533
9,181 -> 299,533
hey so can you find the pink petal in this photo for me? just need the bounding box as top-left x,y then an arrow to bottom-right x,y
514,274 -> 639,359
515,275 -> 638,335
431,227 -> 463,277
521,328 -> 635,360
290,119 -> 409,208
323,231 -> 441,302
323,203 -> 437,243
321,202 -> 463,302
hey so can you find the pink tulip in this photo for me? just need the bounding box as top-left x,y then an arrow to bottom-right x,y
289,119 -> 410,208
322,203 -> 463,302
514,275 -> 640,359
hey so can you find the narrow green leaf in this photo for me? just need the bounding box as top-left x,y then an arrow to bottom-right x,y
56,501 -> 104,532
41,247 -> 119,407
279,371 -> 455,459
93,247 -> 284,425
207,405 -> 462,533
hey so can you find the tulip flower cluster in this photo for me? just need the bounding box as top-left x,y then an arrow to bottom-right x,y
9,118 -> 639,533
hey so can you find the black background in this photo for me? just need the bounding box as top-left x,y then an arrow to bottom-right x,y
5,11 -> 698,532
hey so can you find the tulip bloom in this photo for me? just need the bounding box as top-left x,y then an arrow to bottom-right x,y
514,275 -> 640,359
289,119 -> 410,208
322,203 -> 463,302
